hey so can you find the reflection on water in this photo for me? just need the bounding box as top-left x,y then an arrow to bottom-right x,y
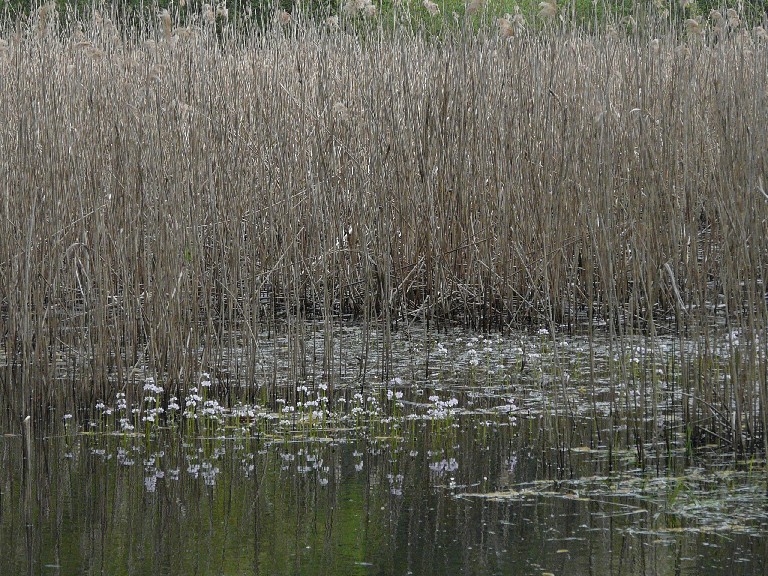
2,413 -> 766,576
1,326 -> 767,575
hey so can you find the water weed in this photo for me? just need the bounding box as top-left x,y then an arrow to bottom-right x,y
0,2 -> 766,455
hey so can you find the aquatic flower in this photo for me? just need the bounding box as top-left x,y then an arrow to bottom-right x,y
429,458 -> 459,475
144,476 -> 157,492
117,447 -> 134,466
144,381 -> 163,396
202,399 -> 222,418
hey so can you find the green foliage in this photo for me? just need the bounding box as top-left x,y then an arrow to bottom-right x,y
2,0 -> 765,33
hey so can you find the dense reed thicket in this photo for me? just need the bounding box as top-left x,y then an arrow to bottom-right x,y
0,4 -> 767,450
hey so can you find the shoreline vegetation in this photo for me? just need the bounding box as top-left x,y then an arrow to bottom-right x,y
0,1 -> 767,456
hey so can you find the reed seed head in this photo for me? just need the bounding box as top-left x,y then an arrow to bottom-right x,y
332,101 -> 350,122
202,4 -> 216,24
498,12 -> 525,39
363,3 -> 377,18
276,10 -> 292,25
159,10 -> 172,40
685,18 -> 703,37
216,3 -> 229,24
538,0 -> 557,19
35,1 -> 57,36
37,1 -> 56,20
325,15 -> 339,30
423,0 -> 440,17
498,17 -> 513,39
465,0 -> 484,16
343,0 -> 363,15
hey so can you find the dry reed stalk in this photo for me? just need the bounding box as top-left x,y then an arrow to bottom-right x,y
0,6 -> 765,449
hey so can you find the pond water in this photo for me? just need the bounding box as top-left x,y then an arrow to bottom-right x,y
1,327 -> 767,575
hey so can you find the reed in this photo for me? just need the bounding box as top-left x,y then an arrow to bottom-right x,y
0,3 -> 766,452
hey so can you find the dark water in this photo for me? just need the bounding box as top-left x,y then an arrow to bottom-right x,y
2,414 -> 766,576
2,328 -> 767,574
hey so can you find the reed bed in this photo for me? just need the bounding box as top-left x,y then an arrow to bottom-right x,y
0,4 -> 766,452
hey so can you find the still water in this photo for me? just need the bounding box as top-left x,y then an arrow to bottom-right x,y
2,328 -> 767,575
2,417 -> 766,575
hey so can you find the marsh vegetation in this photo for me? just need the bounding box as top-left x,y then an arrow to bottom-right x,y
0,2 -> 767,573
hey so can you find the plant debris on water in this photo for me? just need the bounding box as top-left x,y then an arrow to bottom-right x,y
0,1 -> 767,574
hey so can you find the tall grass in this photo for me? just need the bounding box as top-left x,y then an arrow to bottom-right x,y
0,3 -> 766,451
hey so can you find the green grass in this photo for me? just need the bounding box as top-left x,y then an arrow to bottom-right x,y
3,0 -> 765,34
